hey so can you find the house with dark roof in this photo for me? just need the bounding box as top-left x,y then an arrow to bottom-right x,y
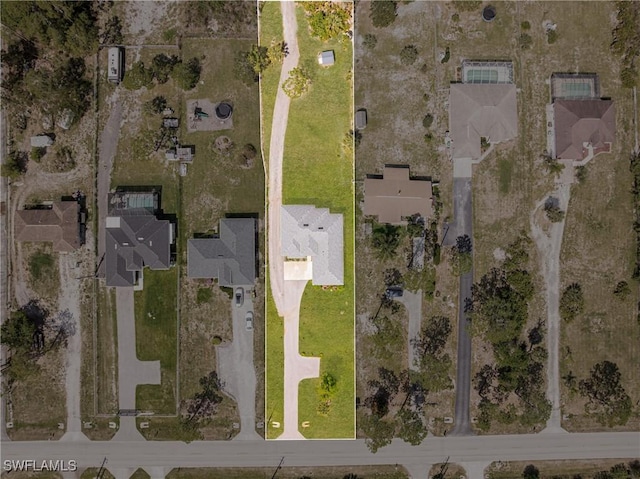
281,205 -> 343,286
552,99 -> 615,160
105,189 -> 174,287
15,200 -> 83,252
187,218 -> 256,287
363,165 -> 433,225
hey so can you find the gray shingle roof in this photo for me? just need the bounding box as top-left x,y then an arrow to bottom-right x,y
281,205 -> 343,286
105,215 -> 172,287
187,218 -> 256,287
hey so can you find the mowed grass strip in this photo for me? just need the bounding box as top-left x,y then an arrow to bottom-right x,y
135,268 -> 179,414
258,1 -> 284,162
281,5 -> 354,439
265,282 -> 284,439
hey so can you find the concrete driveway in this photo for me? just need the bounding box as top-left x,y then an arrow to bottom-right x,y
113,287 -> 160,441
216,286 -> 261,440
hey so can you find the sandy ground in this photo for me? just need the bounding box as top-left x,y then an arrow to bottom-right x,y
530,180 -> 571,434
123,1 -> 172,45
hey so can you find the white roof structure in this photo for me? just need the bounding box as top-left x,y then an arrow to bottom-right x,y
449,83 -> 518,159
281,205 -> 343,286
318,50 -> 335,66
30,135 -> 54,148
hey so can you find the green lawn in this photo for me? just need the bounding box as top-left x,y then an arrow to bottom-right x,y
135,268 -> 179,414
265,281 -> 284,437
265,4 -> 355,439
258,1 -> 284,163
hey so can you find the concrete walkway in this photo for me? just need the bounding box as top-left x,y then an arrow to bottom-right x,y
216,288 -> 260,441
112,287 -> 160,441
530,183 -> 571,434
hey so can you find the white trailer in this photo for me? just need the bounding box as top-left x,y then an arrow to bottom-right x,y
107,47 -> 123,84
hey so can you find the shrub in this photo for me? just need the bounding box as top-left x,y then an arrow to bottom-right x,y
440,46 -> 450,64
212,336 -> 222,345
521,20 -> 531,30
542,155 -> 565,175
613,281 -> 631,300
100,16 -> 123,45
1,151 -> 27,179
560,282 -> 584,322
370,0 -> 397,28
400,45 -> 418,65
172,57 -> 201,90
544,198 -> 565,223
30,147 -> 46,162
302,2 -> 351,41
122,61 -> 153,90
519,33 -> 533,49
575,165 -> 587,183
147,96 -> 167,115
234,51 -> 258,85
282,67 -> 311,99
163,28 -> 177,43
246,44 -> 271,74
196,287 -> 213,304
363,33 -> 377,49
48,146 -> 76,172
150,53 -> 179,84
451,13 -> 460,22
547,29 -> 558,44
422,114 -> 434,129
267,40 -> 287,64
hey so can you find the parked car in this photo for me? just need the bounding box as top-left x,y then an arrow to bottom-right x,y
245,311 -> 254,331
235,287 -> 244,307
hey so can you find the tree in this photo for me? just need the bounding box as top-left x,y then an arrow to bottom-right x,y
123,61 -> 154,90
1,310 -> 37,351
361,413 -> 394,452
399,45 -> 419,66
523,465 -> 540,479
370,1 -> 397,28
519,33 -> 533,49
363,34 -> 377,49
1,38 -> 38,92
151,54 -> 179,84
451,234 -> 472,275
172,58 -> 201,90
613,280 -> 631,300
544,198 -> 565,223
422,113 -> 434,129
1,151 -> 27,179
546,29 -> 558,44
559,282 -> 584,322
397,408 -> 426,445
542,154 -> 564,175
282,68 -> 311,99
578,361 -> 632,426
413,316 -> 451,357
100,16 -> 123,45
371,224 -> 402,260
246,44 -> 271,74
320,372 -> 337,395
575,165 -> 587,183
301,2 -> 351,41
147,96 -> 167,115
185,371 -> 224,424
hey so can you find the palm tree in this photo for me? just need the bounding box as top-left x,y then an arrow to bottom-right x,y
372,224 -> 402,260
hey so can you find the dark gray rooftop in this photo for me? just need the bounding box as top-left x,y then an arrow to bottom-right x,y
105,214 -> 173,287
187,218 -> 256,287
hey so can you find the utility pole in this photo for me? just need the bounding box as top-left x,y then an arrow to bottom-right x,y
270,457 -> 285,479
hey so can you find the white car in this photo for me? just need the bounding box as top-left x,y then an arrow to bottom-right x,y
245,311 -> 254,331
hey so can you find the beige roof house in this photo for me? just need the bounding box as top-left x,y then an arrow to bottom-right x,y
15,201 -> 80,252
553,99 -> 615,160
449,83 -> 518,159
363,165 -> 433,224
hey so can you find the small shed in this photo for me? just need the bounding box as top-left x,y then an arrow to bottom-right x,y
355,109 -> 368,130
31,135 -> 54,148
317,50 -> 335,66
163,118 -> 179,128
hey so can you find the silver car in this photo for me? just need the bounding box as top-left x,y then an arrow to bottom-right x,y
245,311 -> 254,331
235,287 -> 244,307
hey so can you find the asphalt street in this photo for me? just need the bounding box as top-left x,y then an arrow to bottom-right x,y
1,432 -> 638,471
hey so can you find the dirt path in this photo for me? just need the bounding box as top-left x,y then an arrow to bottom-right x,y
58,254 -> 89,442
530,183 -> 571,434
97,95 -> 123,277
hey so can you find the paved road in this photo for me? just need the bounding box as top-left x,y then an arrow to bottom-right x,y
97,97 -> 122,277
216,287 -> 260,440
450,176 -> 474,436
2,432 -> 638,471
113,287 -> 160,441
530,185 -> 571,433
395,290 -> 422,371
